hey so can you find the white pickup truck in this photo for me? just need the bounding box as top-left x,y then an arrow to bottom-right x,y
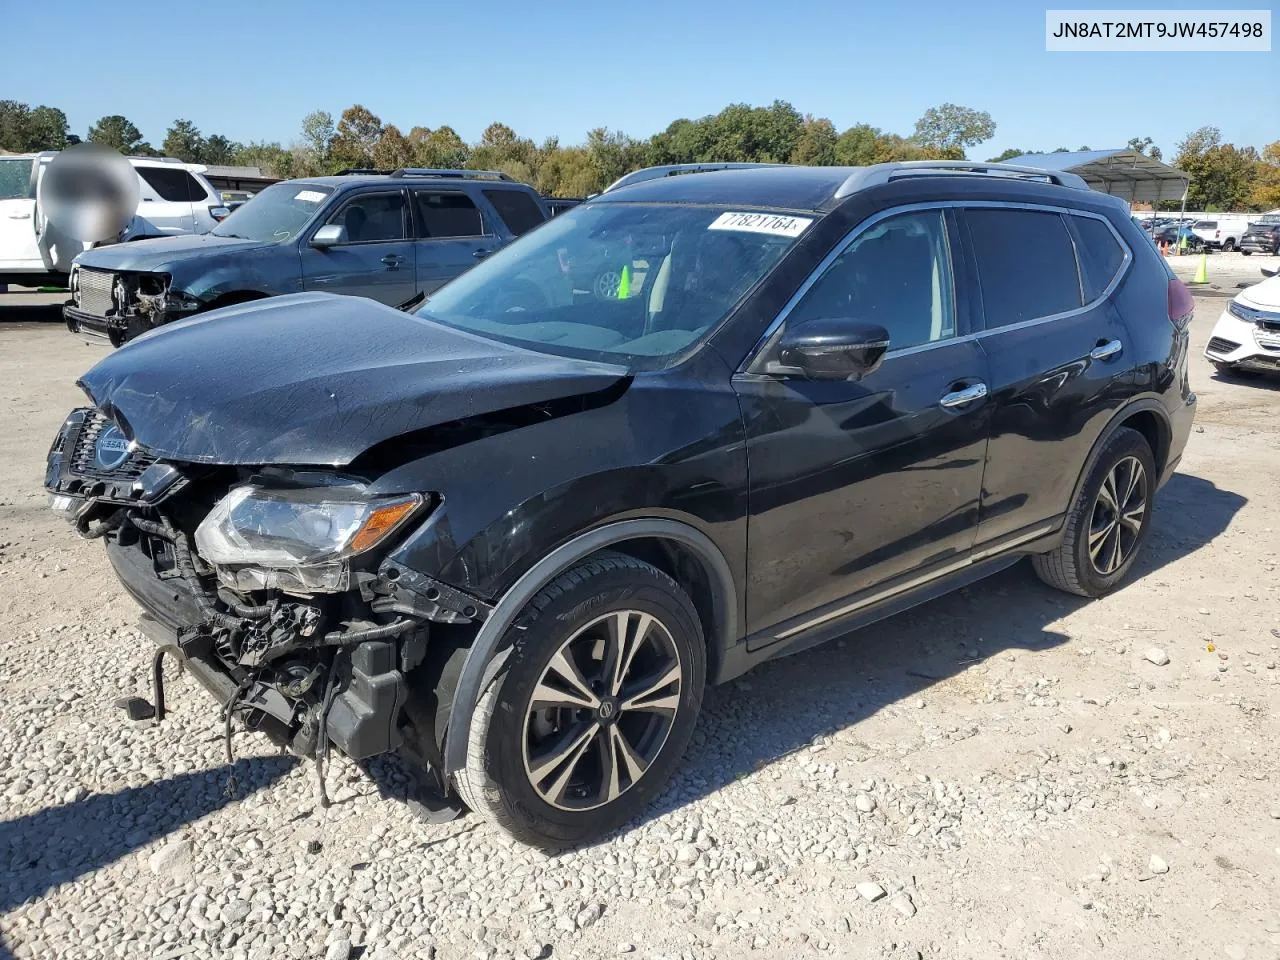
0,152 -> 226,287
1191,215 -> 1251,252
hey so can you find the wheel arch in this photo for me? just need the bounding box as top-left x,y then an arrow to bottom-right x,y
1067,399 -> 1172,515
203,290 -> 270,312
441,518 -> 738,774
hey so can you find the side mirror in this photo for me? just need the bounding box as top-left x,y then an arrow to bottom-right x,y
310,224 -> 346,248
769,318 -> 890,380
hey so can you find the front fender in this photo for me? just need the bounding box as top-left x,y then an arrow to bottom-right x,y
437,518 -> 738,774
178,250 -> 300,304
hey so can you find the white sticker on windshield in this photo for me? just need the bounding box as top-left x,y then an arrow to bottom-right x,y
294,190 -> 326,203
708,211 -> 813,238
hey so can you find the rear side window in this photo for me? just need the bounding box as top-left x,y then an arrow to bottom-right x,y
966,209 -> 1082,328
1193,220 -> 1216,229
482,188 -> 546,236
413,191 -> 484,239
137,167 -> 207,202
1069,215 -> 1126,301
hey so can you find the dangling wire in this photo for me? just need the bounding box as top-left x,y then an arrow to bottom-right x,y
221,672 -> 257,798
313,649 -> 350,809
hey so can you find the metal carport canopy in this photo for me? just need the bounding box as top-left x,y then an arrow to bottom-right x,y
1006,149 -> 1190,205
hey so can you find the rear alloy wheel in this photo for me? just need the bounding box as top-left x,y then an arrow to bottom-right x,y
1032,427 -> 1157,598
454,553 -> 704,848
1085,455 -> 1148,577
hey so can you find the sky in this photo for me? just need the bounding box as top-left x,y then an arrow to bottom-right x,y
2,0 -> 1276,160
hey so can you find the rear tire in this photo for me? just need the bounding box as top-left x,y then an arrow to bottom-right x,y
1223,239 -> 1236,252
1242,250 -> 1252,256
454,552 -> 705,848
1032,427 -> 1156,599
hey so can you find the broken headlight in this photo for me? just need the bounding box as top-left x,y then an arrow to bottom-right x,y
194,485 -> 422,594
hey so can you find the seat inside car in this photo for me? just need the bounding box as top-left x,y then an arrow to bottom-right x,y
344,206 -> 368,242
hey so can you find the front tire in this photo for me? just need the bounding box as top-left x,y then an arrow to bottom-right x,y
454,553 -> 705,848
1032,427 -> 1156,598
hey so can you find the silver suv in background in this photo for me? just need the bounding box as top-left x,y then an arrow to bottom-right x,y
0,153 -> 227,287
64,168 -> 550,345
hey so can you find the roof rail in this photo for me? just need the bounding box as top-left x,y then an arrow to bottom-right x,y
603,162 -> 789,194
835,160 -> 1090,198
335,168 -> 390,176
389,168 -> 514,181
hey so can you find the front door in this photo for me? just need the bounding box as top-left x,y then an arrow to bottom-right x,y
0,157 -> 42,272
301,190 -> 417,306
734,208 -> 992,640
410,188 -> 494,295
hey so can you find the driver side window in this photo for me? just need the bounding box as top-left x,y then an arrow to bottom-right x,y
324,192 -> 407,244
787,209 -> 955,352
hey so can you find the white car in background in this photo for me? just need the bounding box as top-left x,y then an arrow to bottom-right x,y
1191,215 -> 1250,252
1205,273 -> 1280,377
0,152 -> 227,287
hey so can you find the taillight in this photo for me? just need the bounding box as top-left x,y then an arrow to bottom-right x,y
1214,230 -> 1220,239
1168,278 -> 1194,329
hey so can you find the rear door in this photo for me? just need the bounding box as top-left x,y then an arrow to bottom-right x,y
134,165 -> 207,235
965,205 -> 1136,548
300,188 -> 416,305
0,157 -> 42,271
480,187 -> 548,239
409,188 -> 494,294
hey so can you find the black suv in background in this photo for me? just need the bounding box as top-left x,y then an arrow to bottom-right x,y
46,160 -> 1196,848
1240,215 -> 1280,256
63,169 -> 551,345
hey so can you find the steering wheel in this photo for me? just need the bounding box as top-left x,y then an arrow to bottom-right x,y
491,278 -> 549,316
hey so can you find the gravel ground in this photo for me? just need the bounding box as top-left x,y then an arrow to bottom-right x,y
2,297 -> 1279,960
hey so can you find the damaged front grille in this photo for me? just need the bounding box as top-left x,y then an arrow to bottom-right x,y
70,408 -> 156,482
46,407 -> 185,506
78,268 -> 115,317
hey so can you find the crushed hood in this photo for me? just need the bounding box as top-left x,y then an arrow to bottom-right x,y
78,293 -> 629,466
75,234 -> 274,272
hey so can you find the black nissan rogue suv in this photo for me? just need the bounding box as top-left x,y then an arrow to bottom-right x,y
46,160 -> 1197,848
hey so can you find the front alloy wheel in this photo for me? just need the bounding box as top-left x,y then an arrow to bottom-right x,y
522,610 -> 682,811
454,553 -> 705,848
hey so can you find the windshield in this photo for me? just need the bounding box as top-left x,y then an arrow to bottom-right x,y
416,202 -> 809,365
211,181 -> 333,242
0,158 -> 35,201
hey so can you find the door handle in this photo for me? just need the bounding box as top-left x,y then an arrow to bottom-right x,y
1090,339 -> 1123,361
7,212 -> 31,219
939,382 -> 989,409
381,255 -> 404,267
473,249 -> 492,259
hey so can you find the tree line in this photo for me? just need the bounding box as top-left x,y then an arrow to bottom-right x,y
2,98 -> 1276,210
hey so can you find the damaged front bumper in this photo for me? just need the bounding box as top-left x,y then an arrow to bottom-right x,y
65,268 -> 199,346
45,407 -> 490,796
